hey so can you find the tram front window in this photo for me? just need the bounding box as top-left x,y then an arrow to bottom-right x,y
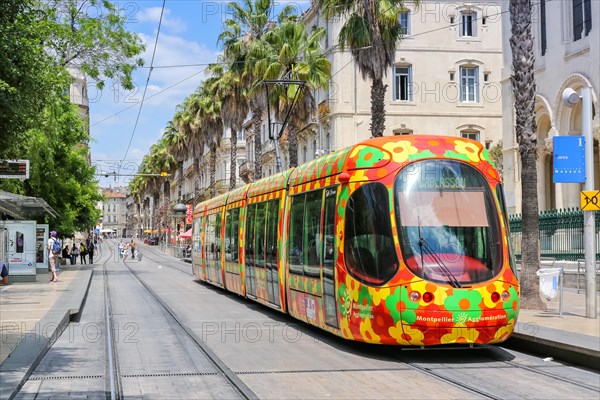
395,160 -> 502,285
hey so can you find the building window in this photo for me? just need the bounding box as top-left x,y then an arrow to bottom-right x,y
460,66 -> 479,102
573,0 -> 592,41
460,11 -> 477,37
394,129 -> 413,136
399,11 -> 410,35
461,130 -> 480,142
393,65 -> 412,101
540,0 -> 547,55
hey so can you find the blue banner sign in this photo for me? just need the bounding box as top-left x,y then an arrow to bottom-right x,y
553,136 -> 585,183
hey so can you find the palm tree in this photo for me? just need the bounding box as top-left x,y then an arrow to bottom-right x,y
194,81 -> 223,198
208,60 -> 249,190
219,0 -> 296,179
509,0 -> 543,309
174,93 -> 206,200
258,20 -> 331,167
318,0 -> 415,137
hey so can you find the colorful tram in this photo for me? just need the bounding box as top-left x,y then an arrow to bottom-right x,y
191,135 -> 520,346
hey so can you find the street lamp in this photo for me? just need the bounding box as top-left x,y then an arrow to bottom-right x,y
562,86 -> 596,319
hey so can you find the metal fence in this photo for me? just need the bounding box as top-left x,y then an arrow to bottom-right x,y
508,208 -> 600,261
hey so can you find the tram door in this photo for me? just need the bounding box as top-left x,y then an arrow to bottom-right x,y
245,205 -> 257,297
322,187 -> 338,327
206,212 -> 223,286
265,201 -> 280,307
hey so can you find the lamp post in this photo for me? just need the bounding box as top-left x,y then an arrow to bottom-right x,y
562,86 -> 596,319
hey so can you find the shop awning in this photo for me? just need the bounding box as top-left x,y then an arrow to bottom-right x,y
0,190 -> 58,220
178,228 -> 192,239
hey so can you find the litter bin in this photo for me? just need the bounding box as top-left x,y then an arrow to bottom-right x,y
536,267 -> 564,316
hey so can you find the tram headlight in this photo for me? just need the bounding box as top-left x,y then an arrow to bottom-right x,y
501,291 -> 510,301
409,291 -> 420,302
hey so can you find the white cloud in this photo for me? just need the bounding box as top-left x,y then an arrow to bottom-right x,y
136,7 -> 187,34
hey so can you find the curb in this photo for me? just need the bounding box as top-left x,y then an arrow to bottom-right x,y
506,332 -> 600,371
0,269 -> 93,400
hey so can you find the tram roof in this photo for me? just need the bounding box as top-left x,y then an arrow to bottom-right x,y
227,184 -> 250,204
288,146 -> 352,187
247,168 -> 293,198
203,192 -> 228,212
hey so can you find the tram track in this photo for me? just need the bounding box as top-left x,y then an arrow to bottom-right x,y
491,348 -> 600,393
118,253 -> 258,400
102,247 -> 122,400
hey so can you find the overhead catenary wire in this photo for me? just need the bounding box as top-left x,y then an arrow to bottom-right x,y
119,0 -> 167,168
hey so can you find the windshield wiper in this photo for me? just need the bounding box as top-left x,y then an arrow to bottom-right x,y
417,226 -> 462,288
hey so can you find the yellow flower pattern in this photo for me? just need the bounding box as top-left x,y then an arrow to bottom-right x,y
453,140 -> 482,163
382,141 -> 419,163
441,327 -> 480,344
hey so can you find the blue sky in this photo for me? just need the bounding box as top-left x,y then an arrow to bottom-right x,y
91,0 -> 310,188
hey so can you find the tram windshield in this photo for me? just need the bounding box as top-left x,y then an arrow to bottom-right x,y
394,160 -> 503,285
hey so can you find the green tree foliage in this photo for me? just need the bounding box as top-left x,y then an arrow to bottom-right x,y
1,0 -> 143,236
43,0 -> 145,89
1,96 -> 102,236
0,0 -> 65,156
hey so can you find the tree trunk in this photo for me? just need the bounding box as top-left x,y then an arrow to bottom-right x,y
288,125 -> 299,168
510,0 -> 544,309
370,78 -> 387,137
230,128 -> 237,191
209,145 -> 217,198
251,105 -> 263,180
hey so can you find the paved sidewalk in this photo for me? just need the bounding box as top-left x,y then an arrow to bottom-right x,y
0,263 -> 598,399
0,267 -> 93,399
510,288 -> 600,369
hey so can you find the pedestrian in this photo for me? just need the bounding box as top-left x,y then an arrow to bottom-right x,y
47,231 -> 60,282
79,242 -> 87,264
61,244 -> 70,260
88,240 -> 95,264
130,240 -> 136,260
71,243 -> 79,265
0,261 -> 9,285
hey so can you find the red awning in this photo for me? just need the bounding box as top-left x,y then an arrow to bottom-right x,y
178,228 -> 192,239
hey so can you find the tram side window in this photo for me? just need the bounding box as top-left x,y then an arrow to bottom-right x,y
245,204 -> 257,268
193,217 -> 203,255
206,214 -> 216,260
225,208 -> 240,262
304,190 -> 322,277
254,202 -> 267,268
323,188 -> 337,270
289,195 -> 305,275
344,183 -> 399,285
288,190 -> 323,277
265,200 -> 279,270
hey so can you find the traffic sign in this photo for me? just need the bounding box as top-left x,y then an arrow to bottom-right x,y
553,136 -> 585,183
580,191 -> 600,211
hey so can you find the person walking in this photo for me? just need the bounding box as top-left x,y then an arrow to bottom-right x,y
47,231 -> 60,282
71,243 -> 79,265
88,240 -> 95,264
79,242 -> 87,264
130,240 -> 136,260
